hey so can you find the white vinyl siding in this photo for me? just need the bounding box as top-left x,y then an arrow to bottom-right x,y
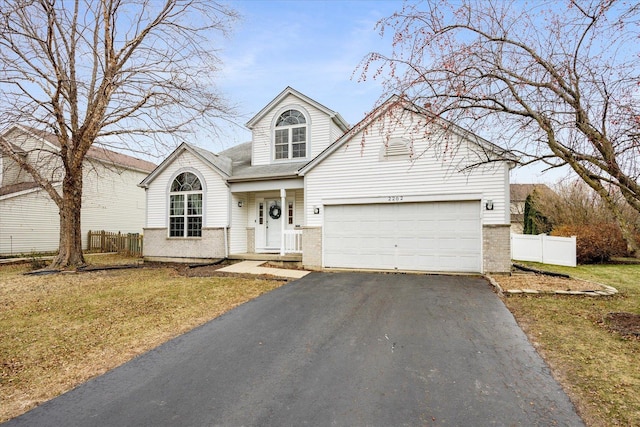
3,128 -> 62,184
145,150 -> 228,229
305,123 -> 509,228
229,192 -> 248,253
0,187 -> 60,254
251,94 -> 335,166
81,163 -> 147,236
0,163 -> 148,255
329,121 -> 346,145
1,155 -> 31,187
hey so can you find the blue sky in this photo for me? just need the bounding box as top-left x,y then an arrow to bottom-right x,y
216,1 -> 397,139
213,0 -> 568,184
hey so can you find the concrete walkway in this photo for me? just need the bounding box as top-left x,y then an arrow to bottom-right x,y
217,260 -> 310,279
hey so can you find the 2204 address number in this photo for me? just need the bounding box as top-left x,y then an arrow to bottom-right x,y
387,196 -> 404,202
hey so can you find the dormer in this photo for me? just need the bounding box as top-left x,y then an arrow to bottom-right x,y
246,87 -> 349,166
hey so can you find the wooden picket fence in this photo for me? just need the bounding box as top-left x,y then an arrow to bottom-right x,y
87,230 -> 143,256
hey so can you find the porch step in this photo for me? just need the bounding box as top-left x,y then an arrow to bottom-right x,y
228,253 -> 302,262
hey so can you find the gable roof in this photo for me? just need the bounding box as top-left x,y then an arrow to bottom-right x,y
2,125 -> 156,173
299,95 -> 518,175
246,86 -> 349,133
139,142 -> 233,188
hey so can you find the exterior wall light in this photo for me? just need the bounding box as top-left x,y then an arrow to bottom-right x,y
238,201 -> 244,208
313,206 -> 320,214
485,200 -> 494,210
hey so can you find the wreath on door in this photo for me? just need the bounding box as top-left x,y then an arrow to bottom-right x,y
269,204 -> 281,220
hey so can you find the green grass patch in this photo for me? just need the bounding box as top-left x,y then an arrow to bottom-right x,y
503,262 -> 640,426
0,255 -> 286,422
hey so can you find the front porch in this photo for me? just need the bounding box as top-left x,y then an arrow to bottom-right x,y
230,181 -> 307,257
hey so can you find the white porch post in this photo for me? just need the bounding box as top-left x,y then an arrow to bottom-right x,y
280,188 -> 286,255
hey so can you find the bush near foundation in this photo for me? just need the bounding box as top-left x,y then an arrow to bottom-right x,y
552,223 -> 628,264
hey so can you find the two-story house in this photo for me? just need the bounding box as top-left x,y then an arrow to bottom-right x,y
0,125 -> 156,255
139,87 -> 516,273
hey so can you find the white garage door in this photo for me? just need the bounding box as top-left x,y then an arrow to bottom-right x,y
323,201 -> 481,273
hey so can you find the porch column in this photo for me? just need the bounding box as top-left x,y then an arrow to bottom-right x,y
280,188 -> 286,255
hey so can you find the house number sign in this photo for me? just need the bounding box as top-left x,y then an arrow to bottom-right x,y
387,195 -> 404,202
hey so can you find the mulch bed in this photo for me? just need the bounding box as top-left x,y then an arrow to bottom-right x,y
494,273 -> 605,292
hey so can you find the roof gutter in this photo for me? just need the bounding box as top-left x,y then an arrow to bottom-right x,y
226,173 -> 301,183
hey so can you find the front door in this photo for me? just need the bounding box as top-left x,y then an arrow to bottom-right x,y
265,199 -> 282,248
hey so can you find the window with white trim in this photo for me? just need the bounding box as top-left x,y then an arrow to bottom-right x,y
274,109 -> 307,160
169,172 -> 202,237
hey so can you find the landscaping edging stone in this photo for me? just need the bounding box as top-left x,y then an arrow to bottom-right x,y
485,274 -> 618,297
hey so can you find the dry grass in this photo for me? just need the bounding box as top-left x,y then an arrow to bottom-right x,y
496,263 -> 640,426
0,255 -> 286,423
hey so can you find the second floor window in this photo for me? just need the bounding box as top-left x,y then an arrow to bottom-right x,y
275,109 -> 306,160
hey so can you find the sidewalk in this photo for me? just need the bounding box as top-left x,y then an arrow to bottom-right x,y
217,260 -> 310,279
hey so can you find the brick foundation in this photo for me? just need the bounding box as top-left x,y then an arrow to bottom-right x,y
143,227 -> 226,263
302,226 -> 322,269
483,224 -> 511,273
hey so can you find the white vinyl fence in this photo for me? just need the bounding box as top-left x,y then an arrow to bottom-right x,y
511,234 -> 577,267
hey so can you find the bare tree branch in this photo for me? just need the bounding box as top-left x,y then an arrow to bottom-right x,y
359,0 -> 640,255
0,0 -> 238,267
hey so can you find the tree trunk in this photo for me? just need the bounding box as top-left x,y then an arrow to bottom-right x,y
51,172 -> 85,268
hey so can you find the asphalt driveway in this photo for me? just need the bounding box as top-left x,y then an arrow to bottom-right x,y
6,272 -> 584,426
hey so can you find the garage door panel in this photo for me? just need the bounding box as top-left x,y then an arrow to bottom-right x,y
324,201 -> 481,273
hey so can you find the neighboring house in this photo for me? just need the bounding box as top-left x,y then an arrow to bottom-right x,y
0,125 -> 156,255
509,184 -> 553,233
140,87 -> 516,273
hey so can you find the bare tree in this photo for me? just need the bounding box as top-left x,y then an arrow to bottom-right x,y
360,0 -> 640,255
0,0 -> 237,268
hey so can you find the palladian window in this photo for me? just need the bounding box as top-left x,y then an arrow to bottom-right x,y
169,172 -> 202,237
274,109 -> 307,160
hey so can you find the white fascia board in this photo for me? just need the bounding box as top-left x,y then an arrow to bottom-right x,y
229,178 -> 304,193
138,143 -> 188,187
139,143 -> 229,188
246,87 -> 348,130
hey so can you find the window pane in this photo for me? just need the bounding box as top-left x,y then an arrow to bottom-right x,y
275,128 -> 289,159
187,216 -> 202,237
275,143 -> 288,159
276,109 -> 305,126
275,129 -> 288,144
169,217 -> 184,237
170,174 -> 184,192
288,202 -> 293,225
185,173 -> 202,191
292,127 -> 305,142
171,172 -> 201,191
292,142 -> 306,158
170,194 -> 184,215
187,194 -> 202,215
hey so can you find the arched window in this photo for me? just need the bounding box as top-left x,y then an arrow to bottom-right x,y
274,109 -> 307,160
169,172 -> 202,237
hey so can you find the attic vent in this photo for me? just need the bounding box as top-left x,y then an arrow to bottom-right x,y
381,138 -> 412,161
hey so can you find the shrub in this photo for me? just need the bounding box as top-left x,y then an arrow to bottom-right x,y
552,223 -> 628,264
